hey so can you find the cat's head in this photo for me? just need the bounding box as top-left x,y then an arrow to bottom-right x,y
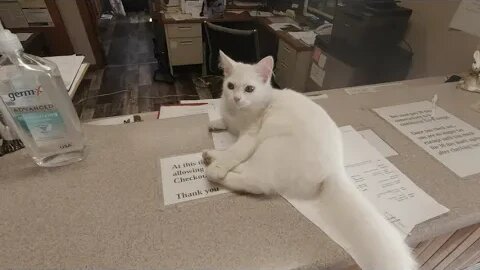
219,51 -> 274,110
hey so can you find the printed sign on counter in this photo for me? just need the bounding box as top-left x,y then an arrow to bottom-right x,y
159,153 -> 229,205
374,101 -> 480,177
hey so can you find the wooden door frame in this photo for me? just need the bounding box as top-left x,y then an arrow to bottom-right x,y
75,0 -> 106,68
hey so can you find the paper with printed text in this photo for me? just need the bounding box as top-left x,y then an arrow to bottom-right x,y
159,153 -> 230,205
374,101 -> 480,177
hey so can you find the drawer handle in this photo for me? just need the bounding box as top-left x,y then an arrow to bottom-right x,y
178,26 -> 192,30
180,41 -> 193,45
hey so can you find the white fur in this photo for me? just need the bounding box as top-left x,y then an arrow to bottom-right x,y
203,52 -> 417,270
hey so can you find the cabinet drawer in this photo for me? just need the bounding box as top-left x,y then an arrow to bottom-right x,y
169,37 -> 203,66
277,40 -> 297,69
167,23 -> 202,38
274,61 -> 289,88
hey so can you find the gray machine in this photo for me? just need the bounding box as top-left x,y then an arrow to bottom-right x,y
306,0 -> 413,91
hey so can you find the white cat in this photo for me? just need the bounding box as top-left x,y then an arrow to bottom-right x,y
203,51 -> 417,270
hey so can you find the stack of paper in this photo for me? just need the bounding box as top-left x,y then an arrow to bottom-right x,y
184,0 -> 204,18
337,126 -> 449,235
289,31 -> 316,46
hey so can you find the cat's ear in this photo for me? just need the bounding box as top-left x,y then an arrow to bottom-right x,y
255,56 -> 274,83
219,50 -> 235,77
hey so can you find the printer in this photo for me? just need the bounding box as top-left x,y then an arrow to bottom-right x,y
306,0 -> 413,91
331,0 -> 412,49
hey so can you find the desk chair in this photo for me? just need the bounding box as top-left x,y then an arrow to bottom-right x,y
204,22 -> 260,74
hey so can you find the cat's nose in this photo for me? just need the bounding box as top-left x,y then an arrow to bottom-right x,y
234,97 -> 241,103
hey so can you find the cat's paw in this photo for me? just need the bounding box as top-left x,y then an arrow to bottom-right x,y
202,150 -> 221,166
206,162 -> 229,183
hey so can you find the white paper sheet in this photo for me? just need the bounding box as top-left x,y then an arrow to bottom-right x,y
285,126 -> 449,237
68,63 -> 89,97
0,55 -> 85,91
450,0 -> 480,38
159,104 -> 210,119
374,101 -> 480,177
226,10 -> 245,14
184,0 -> 204,18
269,23 -> 300,31
310,63 -> 325,87
344,82 -> 404,95
180,99 -> 218,105
180,98 -> 222,121
288,31 -> 316,46
45,55 -> 85,90
249,11 -> 273,17
358,129 -> 398,158
159,153 -> 230,205
343,126 -> 449,234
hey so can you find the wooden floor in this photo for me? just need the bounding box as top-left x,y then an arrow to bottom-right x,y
73,12 -> 199,121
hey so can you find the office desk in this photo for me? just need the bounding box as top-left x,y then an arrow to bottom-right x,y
1,78 -> 480,269
154,11 -> 313,91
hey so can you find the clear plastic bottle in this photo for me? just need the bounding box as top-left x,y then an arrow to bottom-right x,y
0,24 -> 86,167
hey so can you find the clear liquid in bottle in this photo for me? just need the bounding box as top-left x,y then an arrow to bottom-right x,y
0,52 -> 86,167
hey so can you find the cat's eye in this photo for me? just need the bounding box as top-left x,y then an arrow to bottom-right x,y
227,82 -> 235,90
245,85 -> 255,93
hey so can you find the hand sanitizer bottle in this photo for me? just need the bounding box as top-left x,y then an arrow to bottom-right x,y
0,23 -> 86,167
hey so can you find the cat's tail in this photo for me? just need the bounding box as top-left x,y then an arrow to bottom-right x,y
311,170 -> 417,270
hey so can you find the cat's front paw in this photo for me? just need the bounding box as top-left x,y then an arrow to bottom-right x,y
202,150 -> 221,166
206,162 -> 229,183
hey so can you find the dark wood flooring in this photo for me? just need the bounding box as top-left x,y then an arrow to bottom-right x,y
73,12 -> 200,121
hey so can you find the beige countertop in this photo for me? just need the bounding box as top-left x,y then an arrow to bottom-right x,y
1,79 -> 480,269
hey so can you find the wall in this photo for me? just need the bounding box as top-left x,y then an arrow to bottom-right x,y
399,0 -> 480,79
55,0 -> 96,65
